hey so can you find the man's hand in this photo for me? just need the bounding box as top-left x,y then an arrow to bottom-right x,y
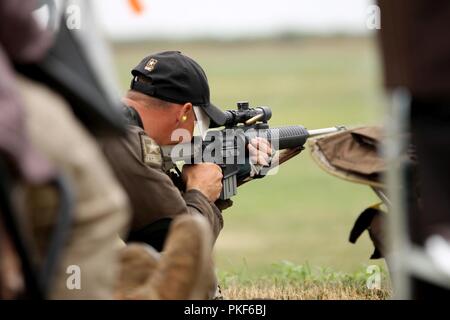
248,137 -> 273,166
182,163 -> 223,202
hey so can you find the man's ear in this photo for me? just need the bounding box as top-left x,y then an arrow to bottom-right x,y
178,102 -> 193,123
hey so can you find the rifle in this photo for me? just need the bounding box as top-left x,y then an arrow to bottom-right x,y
162,101 -> 345,200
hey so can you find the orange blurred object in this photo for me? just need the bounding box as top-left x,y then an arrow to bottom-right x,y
128,0 -> 144,14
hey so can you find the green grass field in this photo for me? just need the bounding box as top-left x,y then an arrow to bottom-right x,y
112,37 -> 390,298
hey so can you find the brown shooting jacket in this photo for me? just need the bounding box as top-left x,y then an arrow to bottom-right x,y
102,125 -> 224,241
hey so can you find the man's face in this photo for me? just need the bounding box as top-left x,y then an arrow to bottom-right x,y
123,89 -> 201,146
133,99 -> 196,146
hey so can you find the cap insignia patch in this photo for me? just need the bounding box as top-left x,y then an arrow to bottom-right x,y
144,58 -> 158,72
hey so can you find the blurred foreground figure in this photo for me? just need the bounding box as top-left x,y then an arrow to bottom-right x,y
17,74 -> 130,299
379,0 -> 450,298
0,0 -> 130,299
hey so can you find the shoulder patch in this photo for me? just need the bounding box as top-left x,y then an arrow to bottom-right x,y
139,133 -> 163,168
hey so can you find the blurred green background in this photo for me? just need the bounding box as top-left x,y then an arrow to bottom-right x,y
112,36 -> 386,276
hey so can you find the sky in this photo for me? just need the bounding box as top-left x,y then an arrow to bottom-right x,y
92,0 -> 375,40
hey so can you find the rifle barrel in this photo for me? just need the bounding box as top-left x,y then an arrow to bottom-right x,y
308,126 -> 346,137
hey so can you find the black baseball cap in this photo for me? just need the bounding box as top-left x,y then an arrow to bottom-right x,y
130,51 -> 226,127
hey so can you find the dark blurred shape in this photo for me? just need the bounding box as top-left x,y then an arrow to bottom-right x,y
1,0 -> 126,300
378,0 -> 450,297
349,207 -> 387,259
